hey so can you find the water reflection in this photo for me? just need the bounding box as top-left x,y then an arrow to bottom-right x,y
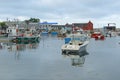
62,51 -> 89,67
0,42 -> 39,60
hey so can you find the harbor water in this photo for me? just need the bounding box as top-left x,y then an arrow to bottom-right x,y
0,35 -> 120,80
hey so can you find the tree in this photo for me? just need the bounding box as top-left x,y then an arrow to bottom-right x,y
0,22 -> 8,30
28,18 -> 40,23
24,18 -> 40,29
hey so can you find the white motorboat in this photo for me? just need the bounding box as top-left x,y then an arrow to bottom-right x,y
61,32 -> 89,53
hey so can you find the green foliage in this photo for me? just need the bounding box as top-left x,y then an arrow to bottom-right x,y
0,22 -> 8,30
25,18 -> 40,23
24,18 -> 40,27
0,22 -> 6,26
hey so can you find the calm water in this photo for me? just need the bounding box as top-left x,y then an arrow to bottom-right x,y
0,35 -> 120,80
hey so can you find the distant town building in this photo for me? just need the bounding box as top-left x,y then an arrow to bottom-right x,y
51,25 -> 65,30
72,21 -> 93,31
65,23 -> 72,31
103,23 -> 116,37
5,21 -> 39,29
104,23 -> 116,31
40,22 -> 58,31
104,26 -> 116,31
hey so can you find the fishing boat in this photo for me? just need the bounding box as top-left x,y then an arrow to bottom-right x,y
11,31 -> 40,43
91,32 -> 105,40
6,26 -> 40,43
61,31 -> 89,53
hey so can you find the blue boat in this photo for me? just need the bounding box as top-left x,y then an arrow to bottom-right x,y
51,32 -> 58,35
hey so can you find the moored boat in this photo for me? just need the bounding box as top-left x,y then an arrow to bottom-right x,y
61,31 -> 89,53
6,25 -> 40,43
91,32 -> 105,40
11,31 -> 40,43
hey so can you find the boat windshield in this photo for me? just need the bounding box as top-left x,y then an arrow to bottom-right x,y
71,36 -> 87,42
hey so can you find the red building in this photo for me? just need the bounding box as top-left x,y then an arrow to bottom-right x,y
72,21 -> 93,31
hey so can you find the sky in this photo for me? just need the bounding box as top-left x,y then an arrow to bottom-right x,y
0,0 -> 120,28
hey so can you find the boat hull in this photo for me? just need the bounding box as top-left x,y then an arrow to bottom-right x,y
61,41 -> 89,53
11,36 -> 40,43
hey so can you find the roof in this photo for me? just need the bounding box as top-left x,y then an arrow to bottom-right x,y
40,22 -> 58,24
72,23 -> 87,27
51,25 -> 65,27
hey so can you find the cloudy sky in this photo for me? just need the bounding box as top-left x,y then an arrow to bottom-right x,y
0,0 -> 120,27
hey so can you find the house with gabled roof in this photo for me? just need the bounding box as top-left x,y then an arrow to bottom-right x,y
72,21 -> 93,31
